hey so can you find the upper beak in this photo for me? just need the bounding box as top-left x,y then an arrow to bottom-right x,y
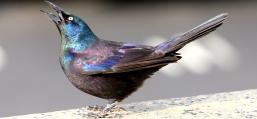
41,1 -> 65,24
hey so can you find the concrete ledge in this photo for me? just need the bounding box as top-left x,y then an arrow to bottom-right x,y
2,89 -> 257,119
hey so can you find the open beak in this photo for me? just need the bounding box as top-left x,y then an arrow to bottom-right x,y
41,1 -> 65,24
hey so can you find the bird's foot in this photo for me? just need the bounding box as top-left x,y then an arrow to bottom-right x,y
84,103 -> 125,118
96,108 -> 125,118
89,103 -> 117,118
84,109 -> 108,118
84,105 -> 105,118
85,105 -> 104,112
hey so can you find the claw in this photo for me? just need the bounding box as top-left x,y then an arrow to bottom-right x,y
84,102 -> 123,118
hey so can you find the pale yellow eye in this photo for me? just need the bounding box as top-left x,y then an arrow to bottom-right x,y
68,17 -> 73,21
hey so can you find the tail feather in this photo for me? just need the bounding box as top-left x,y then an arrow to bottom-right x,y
155,13 -> 228,53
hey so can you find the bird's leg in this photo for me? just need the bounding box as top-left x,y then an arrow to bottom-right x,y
103,100 -> 118,113
85,100 -> 125,118
96,100 -> 121,118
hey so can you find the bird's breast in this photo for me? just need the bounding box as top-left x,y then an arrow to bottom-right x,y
60,47 -> 114,74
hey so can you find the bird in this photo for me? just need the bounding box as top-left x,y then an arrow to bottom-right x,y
41,1 -> 228,116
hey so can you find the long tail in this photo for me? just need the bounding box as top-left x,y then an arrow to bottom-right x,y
155,13 -> 228,53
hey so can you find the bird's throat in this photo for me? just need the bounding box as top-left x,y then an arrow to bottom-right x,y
62,32 -> 97,52
60,33 -> 97,71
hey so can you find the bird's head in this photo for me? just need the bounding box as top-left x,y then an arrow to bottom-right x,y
41,1 -> 96,43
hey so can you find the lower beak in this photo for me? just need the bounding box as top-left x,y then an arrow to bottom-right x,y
41,1 -> 64,24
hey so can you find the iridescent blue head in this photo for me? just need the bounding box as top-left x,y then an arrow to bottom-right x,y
42,1 -> 97,51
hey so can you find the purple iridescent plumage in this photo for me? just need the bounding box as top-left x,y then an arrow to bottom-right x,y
42,1 -> 228,115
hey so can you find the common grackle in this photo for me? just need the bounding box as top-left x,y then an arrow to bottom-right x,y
41,1 -> 228,116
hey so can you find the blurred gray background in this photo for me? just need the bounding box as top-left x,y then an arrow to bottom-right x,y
0,0 -> 256,117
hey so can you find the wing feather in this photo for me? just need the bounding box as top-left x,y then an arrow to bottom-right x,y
70,41 -> 178,75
